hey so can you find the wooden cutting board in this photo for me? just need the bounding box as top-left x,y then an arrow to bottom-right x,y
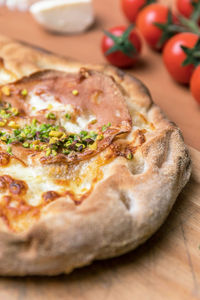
0,146 -> 199,300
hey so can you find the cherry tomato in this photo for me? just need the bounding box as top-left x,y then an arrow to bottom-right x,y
136,4 -> 177,50
190,66 -> 200,103
163,33 -> 199,84
101,25 -> 142,68
121,0 -> 156,23
176,0 -> 197,18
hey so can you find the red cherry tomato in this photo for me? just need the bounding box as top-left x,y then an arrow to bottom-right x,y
163,33 -> 199,84
121,0 -> 147,23
176,0 -> 196,18
101,26 -> 142,68
190,66 -> 200,103
136,4 -> 177,50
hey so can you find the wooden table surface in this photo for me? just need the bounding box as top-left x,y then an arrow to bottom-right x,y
0,1 -> 200,299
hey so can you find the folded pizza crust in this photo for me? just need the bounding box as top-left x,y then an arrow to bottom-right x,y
0,36 -> 191,275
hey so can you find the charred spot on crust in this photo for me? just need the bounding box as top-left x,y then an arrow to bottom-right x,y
0,175 -> 27,195
9,180 -> 28,196
116,68 -> 125,80
0,57 -> 4,67
78,67 -> 91,83
42,191 -> 60,204
138,130 -> 146,144
110,141 -> 137,159
0,175 -> 13,190
0,152 -> 10,166
0,177 -> 7,191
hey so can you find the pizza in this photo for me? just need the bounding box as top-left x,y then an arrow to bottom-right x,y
0,36 -> 191,275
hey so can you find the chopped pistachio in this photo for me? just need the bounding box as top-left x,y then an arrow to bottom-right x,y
89,131 -> 98,139
34,145 -> 40,151
46,112 -> 56,120
72,89 -> 79,96
52,150 -> 57,156
64,140 -> 72,147
62,149 -> 70,155
80,130 -> 88,137
6,103 -> 11,109
46,148 -> 51,156
1,136 -> 7,141
97,134 -> 104,141
11,107 -> 19,116
102,122 -> 111,132
0,120 -> 6,126
0,113 -> 100,157
20,132 -> 26,138
40,145 -> 47,151
23,142 -> 29,148
60,133 -> 67,140
2,86 -> 10,96
7,138 -> 14,144
65,113 -> 71,120
8,121 -> 19,129
21,89 -> 28,97
49,137 -> 59,144
89,141 -> 97,150
49,131 -> 63,138
7,145 -> 12,154
32,119 -> 38,126
126,153 -> 133,160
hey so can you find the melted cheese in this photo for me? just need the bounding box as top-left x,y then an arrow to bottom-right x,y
29,92 -> 68,113
28,92 -> 96,133
61,114 -> 96,133
0,152 -> 108,209
0,161 -> 61,205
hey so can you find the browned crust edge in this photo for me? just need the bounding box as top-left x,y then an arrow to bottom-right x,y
0,36 -> 191,276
